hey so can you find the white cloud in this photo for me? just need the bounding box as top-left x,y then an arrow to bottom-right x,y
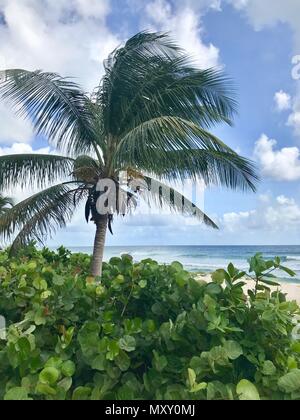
223,210 -> 256,232
276,195 -> 295,205
222,194 -> 300,233
227,0 -> 249,9
0,142 -> 50,156
74,0 -> 111,19
254,134 -> 300,181
0,0 -> 120,90
143,0 -> 220,69
274,90 -> 292,112
227,0 -> 300,44
0,0 -> 120,146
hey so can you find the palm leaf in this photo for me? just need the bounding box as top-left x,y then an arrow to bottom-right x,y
117,58 -> 237,134
97,31 -> 182,134
0,154 -> 74,190
0,69 -> 97,155
140,176 -> 218,229
117,116 -> 230,154
120,147 -> 258,192
0,183 -> 86,252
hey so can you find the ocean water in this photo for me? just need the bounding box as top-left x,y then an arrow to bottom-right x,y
66,245 -> 300,283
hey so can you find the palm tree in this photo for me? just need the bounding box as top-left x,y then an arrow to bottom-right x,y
0,32 -> 258,276
0,195 -> 13,216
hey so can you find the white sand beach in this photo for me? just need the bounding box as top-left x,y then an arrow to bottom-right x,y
196,273 -> 300,304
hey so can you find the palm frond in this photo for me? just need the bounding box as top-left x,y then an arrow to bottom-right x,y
0,183 -> 86,252
115,116 -> 238,164
0,69 -> 97,155
117,59 -> 237,135
162,149 -> 258,192
140,176 -> 218,229
97,31 -> 183,134
0,154 -> 74,190
96,31 -> 236,137
120,147 -> 258,192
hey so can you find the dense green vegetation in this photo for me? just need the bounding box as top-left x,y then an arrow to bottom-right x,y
0,246 -> 300,400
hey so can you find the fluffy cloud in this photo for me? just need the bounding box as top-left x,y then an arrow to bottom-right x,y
0,142 -> 50,156
142,0 -> 220,69
274,90 -> 292,112
222,194 -> 300,233
0,0 -> 120,146
254,134 -> 300,181
227,0 -> 300,43
0,0 -> 119,89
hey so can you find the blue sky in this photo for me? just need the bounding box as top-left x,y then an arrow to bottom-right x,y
1,0 -> 300,246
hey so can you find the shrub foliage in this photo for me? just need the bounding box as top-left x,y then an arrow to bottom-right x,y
0,245 -> 300,400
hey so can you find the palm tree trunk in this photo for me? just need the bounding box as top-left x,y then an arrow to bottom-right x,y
91,215 -> 108,277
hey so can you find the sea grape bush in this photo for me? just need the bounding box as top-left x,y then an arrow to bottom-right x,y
0,246 -> 300,400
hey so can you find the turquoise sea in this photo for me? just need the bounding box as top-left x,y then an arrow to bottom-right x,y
66,245 -> 300,283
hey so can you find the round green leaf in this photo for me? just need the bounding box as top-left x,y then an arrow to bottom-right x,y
278,369 -> 300,393
262,361 -> 276,376
236,380 -> 260,400
4,387 -> 30,400
224,341 -> 243,360
61,360 -> 76,377
39,367 -> 60,385
119,335 -> 136,352
212,269 -> 226,284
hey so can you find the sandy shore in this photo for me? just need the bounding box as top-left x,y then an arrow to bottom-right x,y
196,273 -> 300,304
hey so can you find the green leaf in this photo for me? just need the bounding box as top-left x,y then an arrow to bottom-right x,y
205,283 -> 222,295
262,361 -> 276,376
236,380 -> 260,400
291,342 -> 300,353
224,341 -> 243,360
33,278 -> 48,290
259,278 -> 280,287
279,265 -> 296,277
119,336 -> 136,352
91,354 -> 106,371
106,340 -> 120,361
153,351 -> 168,372
115,351 -> 131,372
278,369 -> 300,393
138,280 -> 147,288
212,269 -> 226,285
35,383 -> 57,396
72,387 -> 91,401
58,377 -> 72,392
39,367 -> 60,385
190,382 -> 207,393
17,337 -> 31,359
171,261 -> 184,272
227,263 -> 236,277
61,361 -> 76,377
53,275 -> 65,286
188,368 -> 196,388
4,387 -> 30,400
45,357 -> 64,370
